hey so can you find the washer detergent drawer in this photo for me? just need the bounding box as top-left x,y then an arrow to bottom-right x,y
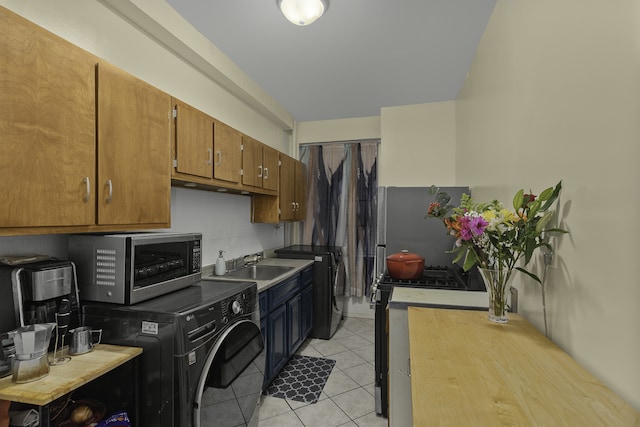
193,319 -> 265,427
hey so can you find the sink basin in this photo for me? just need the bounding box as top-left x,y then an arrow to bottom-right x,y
224,264 -> 295,281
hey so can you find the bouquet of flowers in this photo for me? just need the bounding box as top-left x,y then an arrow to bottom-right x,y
426,182 -> 566,322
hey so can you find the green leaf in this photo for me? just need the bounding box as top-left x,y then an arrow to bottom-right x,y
516,267 -> 542,284
528,200 -> 541,218
513,189 -> 524,211
535,211 -> 553,234
463,251 -> 477,271
538,186 -> 554,201
540,181 -> 562,211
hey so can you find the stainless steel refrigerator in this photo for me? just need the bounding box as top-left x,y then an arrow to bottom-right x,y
375,186 -> 471,275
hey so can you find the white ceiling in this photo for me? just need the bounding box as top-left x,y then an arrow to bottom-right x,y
164,0 -> 496,122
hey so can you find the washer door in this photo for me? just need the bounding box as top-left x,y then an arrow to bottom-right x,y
193,319 -> 265,427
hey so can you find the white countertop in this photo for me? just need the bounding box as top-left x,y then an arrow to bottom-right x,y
201,258 -> 314,292
389,286 -> 489,310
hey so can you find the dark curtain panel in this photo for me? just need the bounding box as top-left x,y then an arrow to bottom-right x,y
299,141 -> 378,297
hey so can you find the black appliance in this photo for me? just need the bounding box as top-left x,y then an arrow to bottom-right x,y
371,265 -> 485,417
83,280 -> 265,427
0,259 -> 81,347
371,186 -> 480,416
275,245 -> 343,340
68,232 -> 202,305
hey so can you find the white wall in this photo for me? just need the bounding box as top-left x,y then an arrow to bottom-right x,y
0,0 -> 287,264
380,102 -> 457,186
456,0 -> 640,410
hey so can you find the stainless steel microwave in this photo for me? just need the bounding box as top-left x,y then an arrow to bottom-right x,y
68,232 -> 202,305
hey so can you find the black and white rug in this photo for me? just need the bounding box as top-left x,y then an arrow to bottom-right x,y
264,355 -> 336,404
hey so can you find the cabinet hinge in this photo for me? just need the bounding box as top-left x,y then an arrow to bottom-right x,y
278,160 -> 282,166
240,169 -> 244,176
173,159 -> 178,168
173,107 -> 177,118
240,144 -> 244,151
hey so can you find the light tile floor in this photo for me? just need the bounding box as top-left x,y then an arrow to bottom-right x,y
259,316 -> 387,427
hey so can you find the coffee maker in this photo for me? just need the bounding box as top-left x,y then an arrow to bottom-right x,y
0,259 -> 81,351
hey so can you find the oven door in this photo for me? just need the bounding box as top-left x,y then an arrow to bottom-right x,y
193,319 -> 265,427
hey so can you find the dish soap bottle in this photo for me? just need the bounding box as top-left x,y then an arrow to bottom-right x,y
215,250 -> 226,276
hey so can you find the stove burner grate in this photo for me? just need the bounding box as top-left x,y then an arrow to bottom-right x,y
380,265 -> 469,290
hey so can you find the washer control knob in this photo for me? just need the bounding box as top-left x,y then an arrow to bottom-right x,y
230,300 -> 242,315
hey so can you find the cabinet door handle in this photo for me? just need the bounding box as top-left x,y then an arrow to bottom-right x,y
258,165 -> 263,178
106,179 -> 113,204
83,177 -> 91,203
264,167 -> 269,180
207,149 -> 213,165
216,151 -> 222,166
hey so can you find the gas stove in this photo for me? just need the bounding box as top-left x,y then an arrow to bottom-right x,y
371,264 -> 484,418
375,265 -> 485,292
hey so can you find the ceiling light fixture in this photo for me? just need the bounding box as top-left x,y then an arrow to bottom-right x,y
276,0 -> 329,26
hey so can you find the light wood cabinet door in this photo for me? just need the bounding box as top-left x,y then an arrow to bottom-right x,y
96,62 -> 172,226
279,155 -> 296,221
213,120 -> 242,183
294,160 -> 307,220
0,7 -> 96,227
174,99 -> 214,179
262,145 -> 280,192
241,136 -> 263,188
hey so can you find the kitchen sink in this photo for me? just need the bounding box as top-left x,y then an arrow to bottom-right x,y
224,264 -> 295,281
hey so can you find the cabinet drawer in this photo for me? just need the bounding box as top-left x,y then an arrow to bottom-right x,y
269,275 -> 300,308
259,291 -> 268,318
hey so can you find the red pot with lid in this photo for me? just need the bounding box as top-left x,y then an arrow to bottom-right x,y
386,250 -> 425,280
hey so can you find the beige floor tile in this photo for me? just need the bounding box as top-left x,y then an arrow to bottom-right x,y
331,387 -> 376,420
342,363 -> 375,387
294,397 -> 351,427
310,339 -> 349,357
259,410 -> 305,427
329,350 -> 368,370
335,335 -> 372,351
350,343 -> 374,362
353,411 -> 389,427
321,368 -> 361,397
259,395 -> 294,420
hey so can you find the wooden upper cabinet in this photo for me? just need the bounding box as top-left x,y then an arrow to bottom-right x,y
0,7 -> 96,228
252,154 -> 307,223
293,160 -> 307,220
174,99 -> 214,179
213,120 -> 242,183
241,135 -> 263,188
241,136 -> 279,192
279,155 -> 297,221
262,145 -> 280,192
96,62 -> 172,226
279,155 -> 307,221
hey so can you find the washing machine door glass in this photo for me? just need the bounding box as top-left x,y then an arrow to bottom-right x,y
194,319 -> 265,427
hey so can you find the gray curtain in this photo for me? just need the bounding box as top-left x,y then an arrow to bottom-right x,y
299,140 -> 378,297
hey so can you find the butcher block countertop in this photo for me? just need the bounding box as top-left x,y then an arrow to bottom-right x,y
408,307 -> 640,426
0,344 -> 142,406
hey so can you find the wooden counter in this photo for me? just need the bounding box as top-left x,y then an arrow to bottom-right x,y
0,344 -> 142,406
408,307 -> 640,426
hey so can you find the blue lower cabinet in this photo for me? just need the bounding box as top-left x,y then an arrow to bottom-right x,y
287,293 -> 303,355
261,266 -> 315,388
267,304 -> 288,384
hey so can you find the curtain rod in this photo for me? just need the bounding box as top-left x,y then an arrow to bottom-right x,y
299,139 -> 380,147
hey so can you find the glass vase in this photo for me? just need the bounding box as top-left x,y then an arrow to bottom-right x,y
478,267 -> 513,323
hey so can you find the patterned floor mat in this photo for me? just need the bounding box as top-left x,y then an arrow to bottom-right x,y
264,355 -> 336,404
